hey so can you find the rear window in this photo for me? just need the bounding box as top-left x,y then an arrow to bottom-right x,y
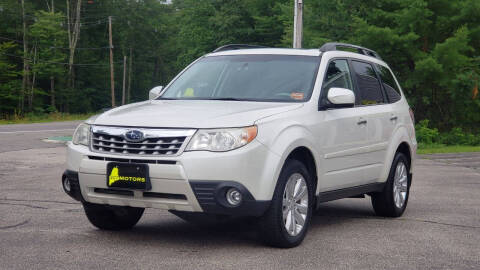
376,64 -> 402,103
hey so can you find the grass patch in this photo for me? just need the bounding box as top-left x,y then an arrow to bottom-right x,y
418,144 -> 480,154
0,112 -> 94,125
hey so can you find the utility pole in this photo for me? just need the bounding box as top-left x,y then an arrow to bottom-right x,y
293,0 -> 303,49
122,55 -> 126,105
108,16 -> 115,107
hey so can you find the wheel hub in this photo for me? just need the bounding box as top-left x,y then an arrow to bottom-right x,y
393,161 -> 408,208
282,173 -> 308,236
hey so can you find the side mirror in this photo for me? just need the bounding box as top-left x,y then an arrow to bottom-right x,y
324,87 -> 355,108
149,86 -> 163,100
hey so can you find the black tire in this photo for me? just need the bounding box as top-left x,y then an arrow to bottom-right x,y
83,202 -> 144,230
259,159 -> 313,248
371,152 -> 411,217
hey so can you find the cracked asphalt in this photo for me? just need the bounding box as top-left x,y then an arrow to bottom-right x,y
0,122 -> 479,270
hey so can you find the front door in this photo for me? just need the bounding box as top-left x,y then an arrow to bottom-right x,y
314,59 -> 372,191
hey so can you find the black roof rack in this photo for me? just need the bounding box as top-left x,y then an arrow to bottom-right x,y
212,44 -> 267,53
319,42 -> 382,60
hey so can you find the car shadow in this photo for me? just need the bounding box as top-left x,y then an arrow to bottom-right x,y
86,199 -> 378,247
311,199 -> 378,228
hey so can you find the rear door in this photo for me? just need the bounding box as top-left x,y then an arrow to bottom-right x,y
375,63 -> 405,169
349,60 -> 391,182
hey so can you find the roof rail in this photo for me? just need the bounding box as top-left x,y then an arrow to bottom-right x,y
212,44 -> 267,53
319,42 -> 382,60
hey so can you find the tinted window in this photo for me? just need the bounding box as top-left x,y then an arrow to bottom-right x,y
322,59 -> 354,91
351,61 -> 385,105
377,64 -> 401,103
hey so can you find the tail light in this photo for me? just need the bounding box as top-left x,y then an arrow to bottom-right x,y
409,108 -> 415,124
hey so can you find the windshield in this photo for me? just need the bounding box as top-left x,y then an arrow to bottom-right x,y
159,55 -> 320,102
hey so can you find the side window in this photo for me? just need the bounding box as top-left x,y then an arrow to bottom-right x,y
322,59 -> 354,91
377,64 -> 402,103
351,61 -> 385,105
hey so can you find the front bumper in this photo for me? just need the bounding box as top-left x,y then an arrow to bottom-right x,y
65,140 -> 279,216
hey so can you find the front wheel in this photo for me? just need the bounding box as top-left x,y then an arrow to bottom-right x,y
83,202 -> 144,230
371,152 -> 411,217
259,159 -> 313,248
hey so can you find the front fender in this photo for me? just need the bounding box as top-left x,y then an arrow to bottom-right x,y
256,123 -> 322,197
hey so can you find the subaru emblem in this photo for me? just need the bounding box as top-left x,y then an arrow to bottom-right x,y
125,130 -> 144,142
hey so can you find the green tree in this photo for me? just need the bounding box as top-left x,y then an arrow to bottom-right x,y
0,42 -> 21,115
29,10 -> 68,112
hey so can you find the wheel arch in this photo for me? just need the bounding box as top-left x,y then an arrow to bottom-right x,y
286,146 -> 318,197
379,125 -> 415,182
396,141 -> 412,169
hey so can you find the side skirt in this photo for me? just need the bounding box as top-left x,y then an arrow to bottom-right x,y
316,183 -> 385,209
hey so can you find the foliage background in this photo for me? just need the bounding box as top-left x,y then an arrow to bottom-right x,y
0,0 -> 479,135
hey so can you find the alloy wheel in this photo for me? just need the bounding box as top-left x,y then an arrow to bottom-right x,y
282,173 -> 308,236
393,161 -> 408,208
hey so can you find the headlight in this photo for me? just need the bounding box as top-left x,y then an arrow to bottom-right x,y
72,123 -> 90,146
186,126 -> 257,152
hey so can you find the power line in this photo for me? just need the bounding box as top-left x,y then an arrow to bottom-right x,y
0,52 -> 123,66
50,46 -> 111,50
0,36 -> 22,44
0,10 -> 109,26
0,37 -> 112,50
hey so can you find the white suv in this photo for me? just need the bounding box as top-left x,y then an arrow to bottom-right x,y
63,43 -> 417,247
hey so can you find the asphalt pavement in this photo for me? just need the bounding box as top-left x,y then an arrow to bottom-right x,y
0,122 -> 479,270
0,121 -> 81,152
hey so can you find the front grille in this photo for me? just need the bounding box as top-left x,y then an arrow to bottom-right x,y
90,126 -> 196,156
92,134 -> 185,155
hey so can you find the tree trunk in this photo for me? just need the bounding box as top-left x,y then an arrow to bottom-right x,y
66,0 -> 82,89
152,56 -> 159,87
50,76 -> 55,109
127,47 -> 133,103
122,56 -> 127,105
29,45 -> 37,112
20,0 -> 28,114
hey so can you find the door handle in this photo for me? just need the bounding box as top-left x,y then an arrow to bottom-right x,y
357,119 -> 367,125
390,116 -> 398,121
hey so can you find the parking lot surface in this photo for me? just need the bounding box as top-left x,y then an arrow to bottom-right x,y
0,122 -> 479,270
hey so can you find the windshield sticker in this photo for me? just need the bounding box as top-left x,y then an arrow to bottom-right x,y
183,88 -> 195,97
290,92 -> 304,100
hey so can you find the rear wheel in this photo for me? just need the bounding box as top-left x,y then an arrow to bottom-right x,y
371,152 -> 411,217
83,202 -> 144,230
259,159 -> 313,248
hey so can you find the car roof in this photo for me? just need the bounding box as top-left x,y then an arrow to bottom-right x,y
205,47 -> 389,67
207,48 -> 321,57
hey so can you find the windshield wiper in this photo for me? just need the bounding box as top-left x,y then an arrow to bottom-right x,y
156,97 -> 178,100
206,97 -> 244,101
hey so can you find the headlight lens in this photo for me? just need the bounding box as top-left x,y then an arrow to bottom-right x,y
186,126 -> 257,152
72,123 -> 90,146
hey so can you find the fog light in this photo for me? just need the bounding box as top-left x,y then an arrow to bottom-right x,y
226,188 -> 242,206
63,177 -> 71,193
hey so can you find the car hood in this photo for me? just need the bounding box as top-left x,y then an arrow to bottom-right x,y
91,100 -> 303,128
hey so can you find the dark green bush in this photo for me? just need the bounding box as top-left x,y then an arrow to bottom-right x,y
416,119 -> 480,146
415,120 -> 440,145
